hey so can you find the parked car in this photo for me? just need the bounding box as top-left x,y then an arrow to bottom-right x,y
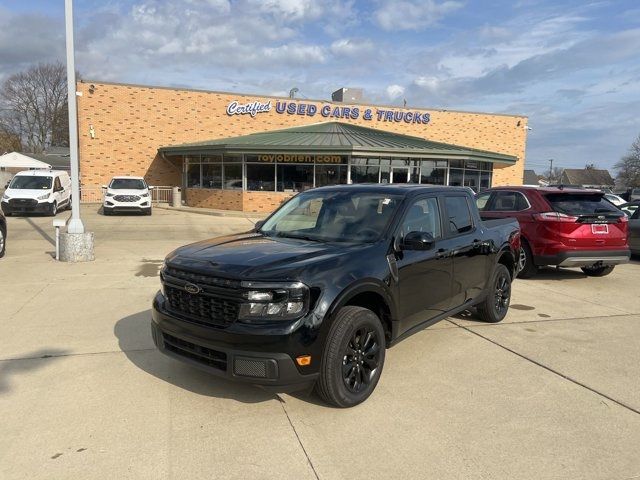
103,176 -> 152,215
630,188 -> 640,202
476,186 -> 630,278
629,208 -> 640,256
1,170 -> 71,216
604,193 -> 626,207
620,200 -> 640,217
152,185 -> 521,407
0,209 -> 6,258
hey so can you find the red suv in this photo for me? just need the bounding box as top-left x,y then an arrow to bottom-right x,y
476,186 -> 630,278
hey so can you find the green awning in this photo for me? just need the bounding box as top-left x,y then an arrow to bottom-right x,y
159,122 -> 517,164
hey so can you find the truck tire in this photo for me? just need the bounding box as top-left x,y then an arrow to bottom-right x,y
0,225 -> 6,258
477,264 -> 512,323
315,306 -> 386,408
581,265 -> 615,277
517,241 -> 537,279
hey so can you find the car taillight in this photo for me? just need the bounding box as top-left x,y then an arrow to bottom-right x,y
533,212 -> 578,223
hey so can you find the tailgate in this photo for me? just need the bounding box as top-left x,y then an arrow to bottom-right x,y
542,192 -> 628,248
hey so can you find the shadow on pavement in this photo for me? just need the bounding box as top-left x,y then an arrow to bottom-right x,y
0,348 -> 69,394
114,310 -> 276,404
524,267 -> 588,281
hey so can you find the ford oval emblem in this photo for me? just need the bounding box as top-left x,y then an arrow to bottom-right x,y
184,283 -> 202,295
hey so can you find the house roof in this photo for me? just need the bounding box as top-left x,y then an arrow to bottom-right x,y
25,147 -> 71,170
561,168 -> 614,186
159,122 -> 518,164
0,152 -> 52,169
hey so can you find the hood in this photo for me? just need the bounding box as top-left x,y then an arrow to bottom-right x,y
107,188 -> 148,196
167,232 -> 363,279
5,188 -> 51,199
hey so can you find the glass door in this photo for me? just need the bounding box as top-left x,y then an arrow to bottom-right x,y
391,167 -> 409,183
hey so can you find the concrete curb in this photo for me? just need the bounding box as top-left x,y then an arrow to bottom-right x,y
155,204 -> 266,220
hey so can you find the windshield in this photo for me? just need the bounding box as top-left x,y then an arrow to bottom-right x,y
9,175 -> 52,190
261,190 -> 403,243
109,178 -> 146,189
545,193 -> 620,215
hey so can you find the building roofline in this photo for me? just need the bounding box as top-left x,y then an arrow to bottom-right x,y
78,79 -> 529,119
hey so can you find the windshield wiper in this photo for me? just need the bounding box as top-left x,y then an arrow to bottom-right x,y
274,232 -> 328,242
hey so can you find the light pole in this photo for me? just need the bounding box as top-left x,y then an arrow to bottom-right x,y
548,158 -> 554,182
64,0 -> 84,234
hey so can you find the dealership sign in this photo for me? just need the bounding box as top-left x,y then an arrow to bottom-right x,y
226,100 -> 430,125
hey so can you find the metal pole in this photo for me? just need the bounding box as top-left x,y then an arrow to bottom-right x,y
64,0 -> 84,234
548,158 -> 553,182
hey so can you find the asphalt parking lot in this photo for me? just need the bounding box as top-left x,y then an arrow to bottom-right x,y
1,206 -> 639,480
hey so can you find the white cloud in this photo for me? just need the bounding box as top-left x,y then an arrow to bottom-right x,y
330,38 -> 374,57
386,84 -> 405,99
373,0 -> 464,31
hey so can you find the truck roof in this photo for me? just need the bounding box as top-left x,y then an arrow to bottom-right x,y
311,184 -> 473,196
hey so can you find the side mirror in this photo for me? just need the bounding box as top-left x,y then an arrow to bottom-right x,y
148,186 -> 155,190
402,231 -> 435,251
254,220 -> 265,231
101,185 -> 107,189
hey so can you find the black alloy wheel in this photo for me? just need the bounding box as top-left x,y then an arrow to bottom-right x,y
315,306 -> 386,407
477,264 -> 512,323
342,325 -> 382,394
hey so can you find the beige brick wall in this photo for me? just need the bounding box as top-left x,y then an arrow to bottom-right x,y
184,188 -> 293,213
77,81 -> 528,206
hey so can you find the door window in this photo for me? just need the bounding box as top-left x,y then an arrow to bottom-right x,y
445,196 -> 473,235
491,191 -> 529,211
54,177 -> 62,192
400,197 -> 441,239
476,192 -> 492,211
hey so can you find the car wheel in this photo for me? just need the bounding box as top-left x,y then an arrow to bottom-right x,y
49,201 -> 57,217
0,225 -> 6,258
477,264 -> 512,323
315,306 -> 386,408
581,265 -> 615,277
517,240 -> 537,279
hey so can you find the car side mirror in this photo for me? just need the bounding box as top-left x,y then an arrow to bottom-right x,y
148,186 -> 154,190
254,220 -> 265,231
403,231 -> 435,251
101,185 -> 107,189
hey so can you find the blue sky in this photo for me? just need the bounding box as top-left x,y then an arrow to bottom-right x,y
1,0 -> 639,174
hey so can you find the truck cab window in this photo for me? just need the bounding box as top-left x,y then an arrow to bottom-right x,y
445,196 -> 473,234
400,198 -> 441,239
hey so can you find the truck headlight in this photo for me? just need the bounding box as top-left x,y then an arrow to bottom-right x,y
37,193 -> 51,200
238,281 -> 309,322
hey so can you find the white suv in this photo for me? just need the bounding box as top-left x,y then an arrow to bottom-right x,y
103,176 -> 152,215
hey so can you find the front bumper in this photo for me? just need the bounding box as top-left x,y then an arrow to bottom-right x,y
151,293 -> 319,391
1,199 -> 51,214
535,249 -> 631,267
104,197 -> 151,213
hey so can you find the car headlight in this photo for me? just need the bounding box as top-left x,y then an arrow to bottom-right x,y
1,194 -> 8,201
238,281 -> 309,322
37,193 -> 50,200
105,192 -> 114,197
141,192 -> 150,197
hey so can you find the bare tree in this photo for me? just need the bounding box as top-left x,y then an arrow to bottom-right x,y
614,134 -> 640,188
545,166 -> 564,183
0,62 -> 69,154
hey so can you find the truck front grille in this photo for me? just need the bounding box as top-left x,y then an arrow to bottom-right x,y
162,332 -> 227,371
164,285 -> 239,326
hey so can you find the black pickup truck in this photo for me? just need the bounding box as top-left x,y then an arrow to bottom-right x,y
152,185 -> 521,407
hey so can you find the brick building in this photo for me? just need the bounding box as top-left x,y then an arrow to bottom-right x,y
76,80 -> 528,213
